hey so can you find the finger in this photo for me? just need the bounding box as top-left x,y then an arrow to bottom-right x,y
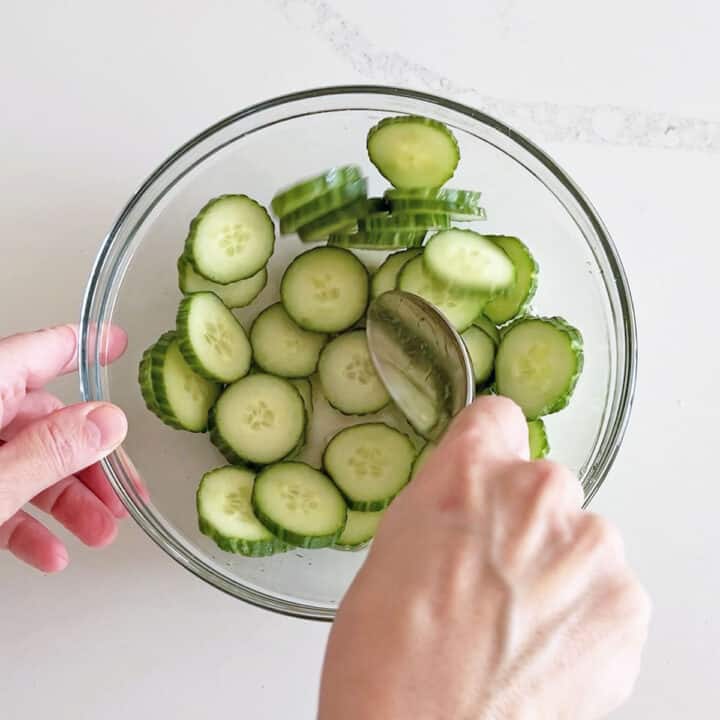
32,476 -> 118,547
0,509 -> 69,572
0,402 -> 127,524
76,462 -> 128,518
0,324 -> 127,428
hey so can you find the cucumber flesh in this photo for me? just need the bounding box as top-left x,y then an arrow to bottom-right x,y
411,442 -> 436,479
176,292 -> 252,383
250,303 -> 327,378
472,315 -> 501,345
209,373 -> 306,465
272,165 -> 362,218
281,246 -> 369,333
177,256 -> 266,309
185,195 -> 275,284
334,509 -> 384,550
483,236 -> 539,325
289,378 -> 313,418
197,466 -> 287,556
423,229 -> 516,293
297,197 -> 385,242
495,317 -> 583,419
318,330 -> 390,415
323,423 -> 415,510
461,325 -> 496,386
367,115 -> 459,189
370,248 -> 423,300
252,462 -> 347,548
527,419 -> 550,460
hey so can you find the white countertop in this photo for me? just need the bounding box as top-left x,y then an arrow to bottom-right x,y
1,2 -> 718,717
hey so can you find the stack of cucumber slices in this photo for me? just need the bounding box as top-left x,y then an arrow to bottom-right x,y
139,114 -> 583,558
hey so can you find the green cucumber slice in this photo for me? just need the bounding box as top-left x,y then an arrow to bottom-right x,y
370,248 -> 423,299
495,316 -> 583,419
472,315 -> 501,345
280,246 -> 369,333
138,345 -> 163,419
461,325 -> 496,385
423,229 -> 516,293
318,330 -> 390,415
147,332 -> 221,432
289,378 -> 313,418
177,256 -> 267,309
279,178 -> 368,234
327,229 -> 426,251
209,373 -> 306,465
527,419 -> 550,460
367,115 -> 459,189
271,165 -> 362,217
176,292 -> 252,383
250,303 -> 327,378
297,197 -> 386,242
323,423 -> 416,511
252,462 -> 347,548
184,195 -> 275,284
385,188 -> 485,221
334,509 -> 384,550
411,441 -> 436,479
197,466 -> 288,556
363,211 -> 451,232
483,236 -> 539,325
397,255 -> 487,332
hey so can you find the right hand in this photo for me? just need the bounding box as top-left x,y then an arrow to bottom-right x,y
319,396 -> 650,720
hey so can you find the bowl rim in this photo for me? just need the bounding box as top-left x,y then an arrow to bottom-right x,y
80,84 -> 638,620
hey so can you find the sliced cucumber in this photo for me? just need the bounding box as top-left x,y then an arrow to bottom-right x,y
528,419 -> 550,460
472,315 -> 501,345
461,325 -> 496,386
370,248 -> 423,299
495,316 -> 583,419
176,292 -> 252,383
279,178 -> 368,234
197,466 -> 287,556
184,195 -> 275,284
367,115 -> 459,189
209,373 -> 306,465
138,344 -> 163,419
289,378 -> 313,418
327,229 -> 426,250
252,462 -> 347,548
323,423 -> 416,511
177,255 -> 267,309
385,188 -> 485,221
271,165 -> 362,217
297,197 -> 385,242
411,441 -> 436,479
250,303 -> 327,378
483,236 -> 539,325
147,331 -> 221,432
281,246 -> 369,333
334,510 -> 384,550
363,211 -> 451,232
318,330 -> 390,415
397,255 -> 487,332
424,229 -> 516,293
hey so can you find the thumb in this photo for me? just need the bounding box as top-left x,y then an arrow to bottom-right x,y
0,402 -> 127,524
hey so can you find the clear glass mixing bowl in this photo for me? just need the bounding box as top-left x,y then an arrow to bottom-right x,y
79,86 -> 637,620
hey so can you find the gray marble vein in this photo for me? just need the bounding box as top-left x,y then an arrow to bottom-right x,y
269,0 -> 719,154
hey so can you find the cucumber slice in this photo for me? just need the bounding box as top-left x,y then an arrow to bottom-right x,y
176,292 -> 252,383
483,236 -> 539,325
495,316 -> 584,419
385,188 -> 485,221
411,441 -> 436,479
424,229 -> 516,293
279,178 -> 368,234
184,195 -> 275,284
281,246 -> 369,333
289,378 -> 313,418
363,211 -> 451,232
334,509 -> 384,550
323,423 -> 416,511
318,330 -> 390,415
177,256 -> 267,309
271,165 -> 362,217
367,115 -> 459,189
147,332 -> 221,432
209,373 -> 306,465
197,466 -> 288,556
138,345 -> 163,419
397,255 -> 487,332
527,419 -> 550,460
370,248 -> 423,299
327,229 -> 426,251
461,325 -> 496,385
250,303 -> 327,378
472,315 -> 501,345
252,462 -> 347,548
297,197 -> 385,242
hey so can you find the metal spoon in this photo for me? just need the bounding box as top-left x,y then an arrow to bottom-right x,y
366,290 -> 474,441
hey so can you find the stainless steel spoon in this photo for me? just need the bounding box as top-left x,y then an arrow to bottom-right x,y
366,290 -> 474,441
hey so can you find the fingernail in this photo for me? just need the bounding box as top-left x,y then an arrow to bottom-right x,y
86,405 -> 128,450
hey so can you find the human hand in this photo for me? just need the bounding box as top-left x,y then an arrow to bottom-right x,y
0,324 -> 129,572
319,396 -> 650,720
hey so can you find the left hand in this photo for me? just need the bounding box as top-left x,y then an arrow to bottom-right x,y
0,324 -> 129,572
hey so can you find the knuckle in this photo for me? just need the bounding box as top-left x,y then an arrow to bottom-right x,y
0,486 -> 20,524
580,513 -> 625,556
34,418 -> 81,476
530,460 -> 571,502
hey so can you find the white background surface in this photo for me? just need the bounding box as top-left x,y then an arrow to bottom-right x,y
1,1 -> 718,718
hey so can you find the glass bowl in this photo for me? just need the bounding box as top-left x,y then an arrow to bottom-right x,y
79,85 -> 637,620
